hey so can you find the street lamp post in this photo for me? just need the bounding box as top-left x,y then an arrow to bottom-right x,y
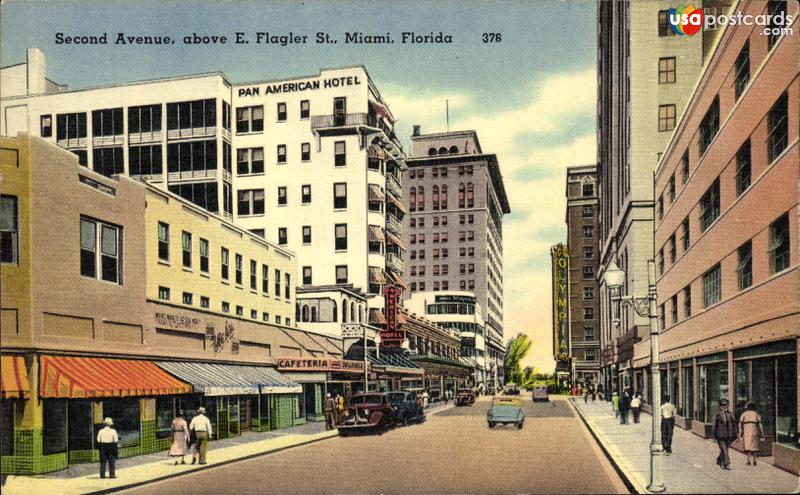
604,260 -> 665,493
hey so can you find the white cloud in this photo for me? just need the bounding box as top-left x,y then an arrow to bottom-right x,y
384,68 -> 597,372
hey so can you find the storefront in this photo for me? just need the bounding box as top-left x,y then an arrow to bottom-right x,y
275,357 -> 367,413
368,352 -> 424,392
1,355 -> 31,470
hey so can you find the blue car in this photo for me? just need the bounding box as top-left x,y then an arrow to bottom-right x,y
487,397 -> 525,429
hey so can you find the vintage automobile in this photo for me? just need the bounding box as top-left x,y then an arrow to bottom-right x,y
337,393 -> 397,435
532,385 -> 549,402
487,397 -> 525,429
504,383 -> 521,395
455,388 -> 476,406
387,391 -> 425,425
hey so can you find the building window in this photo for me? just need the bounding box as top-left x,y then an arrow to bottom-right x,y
183,292 -> 193,305
277,144 -> 287,164
300,100 -> 310,119
262,312 -> 270,322
302,225 -> 312,244
262,264 -> 269,294
80,217 -> 121,283
670,295 -> 678,324
277,187 -> 287,206
682,217 -> 690,251
0,195 -> 18,264
658,10 -> 676,36
583,226 -> 594,238
768,92 -> 789,163
56,112 -> 87,141
303,266 -> 312,285
466,183 -> 474,207
277,102 -> 287,122
157,222 -> 169,261
583,307 -> 594,320
92,108 -> 124,137
333,183 -> 347,209
583,246 -> 594,259
236,148 -> 264,175
92,147 -> 124,178
769,213 -> 790,273
251,309 -> 258,320
699,178 -> 720,232
335,224 -> 348,250
278,228 -> 287,245
40,114 -> 52,137
582,205 -> 593,217
182,231 -> 192,268
699,96 -> 720,155
199,238 -> 209,273
301,142 -> 311,161
336,265 -> 348,284
737,241 -> 753,290
583,287 -> 594,300
334,141 -> 346,166
658,57 -> 676,83
668,174 -> 675,203
128,104 -> 162,135
220,247 -> 230,280
584,327 -> 594,341
235,254 -> 243,285
274,269 -> 281,297
238,189 -> 265,215
734,40 -> 750,100
250,259 -> 257,290
767,0 -> 788,49
167,181 -> 219,213
657,195 -> 664,220
681,151 -> 689,184
735,140 -> 751,197
285,273 -> 291,299
167,99 -> 215,131
129,145 -> 163,176
236,305 -> 244,317
702,263 -> 721,307
301,185 -> 312,204
236,106 -> 264,133
166,140 -> 217,175
658,249 -> 664,274
158,286 -> 170,300
582,266 -> 594,279
658,104 -> 676,132
683,285 -> 691,317
200,296 -> 210,308
669,234 -> 676,264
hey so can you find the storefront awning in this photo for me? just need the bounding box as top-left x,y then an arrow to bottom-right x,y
460,356 -> 480,369
40,355 -> 191,399
368,184 -> 385,202
385,231 -> 407,251
156,361 -> 302,396
368,354 -> 423,376
369,266 -> 386,285
368,225 -> 384,243
1,355 -> 30,399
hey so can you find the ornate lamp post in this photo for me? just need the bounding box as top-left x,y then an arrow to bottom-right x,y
604,260 -> 664,493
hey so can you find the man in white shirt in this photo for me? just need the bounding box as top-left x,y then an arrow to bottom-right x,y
96,417 -> 119,479
660,395 -> 677,455
189,407 -> 213,464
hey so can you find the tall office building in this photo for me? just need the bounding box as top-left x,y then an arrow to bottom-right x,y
595,1 -> 726,394
401,128 -> 510,386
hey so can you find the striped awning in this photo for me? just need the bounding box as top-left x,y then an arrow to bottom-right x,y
385,231 -> 407,251
156,361 -> 301,396
368,225 -> 384,243
40,355 -> 191,399
387,193 -> 407,214
367,144 -> 389,161
1,355 -> 30,399
387,271 -> 408,291
368,184 -> 385,202
369,266 -> 386,284
369,308 -> 387,325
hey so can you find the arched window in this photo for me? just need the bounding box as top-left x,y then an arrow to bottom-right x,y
311,307 -> 318,322
333,304 -> 338,322
342,299 -> 348,323
417,186 -> 424,211
302,305 -> 309,322
358,306 -> 363,323
409,187 -> 417,212
295,303 -> 301,321
440,185 -> 448,209
459,183 -> 465,208
466,183 -> 474,207
350,302 -> 356,323
432,185 -> 440,210
428,147 -> 437,156
449,145 -> 459,154
438,146 -> 448,155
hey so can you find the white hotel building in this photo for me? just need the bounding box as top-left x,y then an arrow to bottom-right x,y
1,48 -> 406,332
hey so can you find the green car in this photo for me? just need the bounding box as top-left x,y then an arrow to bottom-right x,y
487,397 -> 525,429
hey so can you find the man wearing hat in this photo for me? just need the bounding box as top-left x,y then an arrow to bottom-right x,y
96,417 -> 119,479
324,393 -> 336,430
711,398 -> 738,470
189,407 -> 213,464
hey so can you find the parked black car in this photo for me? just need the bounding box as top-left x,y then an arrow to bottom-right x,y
387,391 -> 425,425
338,393 -> 397,435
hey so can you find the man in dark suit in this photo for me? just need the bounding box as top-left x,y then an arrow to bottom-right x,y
712,398 -> 737,470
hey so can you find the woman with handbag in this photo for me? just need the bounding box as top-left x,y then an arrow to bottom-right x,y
169,410 -> 190,465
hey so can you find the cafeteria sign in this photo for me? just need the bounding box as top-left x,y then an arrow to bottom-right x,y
382,286 -> 403,347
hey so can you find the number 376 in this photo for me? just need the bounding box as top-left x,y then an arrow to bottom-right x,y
482,33 -> 502,43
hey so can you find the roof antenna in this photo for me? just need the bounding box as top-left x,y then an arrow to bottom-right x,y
446,99 -> 450,132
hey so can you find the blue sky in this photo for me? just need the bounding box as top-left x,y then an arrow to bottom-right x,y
1,0 -> 598,371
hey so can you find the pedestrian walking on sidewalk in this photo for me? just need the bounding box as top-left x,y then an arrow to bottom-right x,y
612,392 -> 620,418
169,410 -> 190,465
661,395 -> 676,454
189,406 -> 213,465
422,390 -> 430,408
97,417 -> 119,479
619,390 -> 631,425
739,401 -> 765,466
712,398 -> 737,470
584,388 -> 589,403
591,385 -> 596,402
324,393 -> 336,430
335,394 -> 345,424
630,393 -> 642,423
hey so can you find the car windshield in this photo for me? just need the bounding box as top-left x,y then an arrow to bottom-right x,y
351,395 -> 384,405
387,393 -> 406,403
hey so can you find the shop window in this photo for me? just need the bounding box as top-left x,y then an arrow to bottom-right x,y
43,399 -> 67,455
155,396 -> 174,439
680,364 -> 693,418
1,399 -> 14,455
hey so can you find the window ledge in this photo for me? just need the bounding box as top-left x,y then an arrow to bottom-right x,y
182,267 -> 193,273
236,131 -> 264,136
221,280 -> 230,285
250,289 -> 258,295
158,260 -> 170,267
237,172 -> 266,178
200,272 -> 210,278
235,284 -> 244,290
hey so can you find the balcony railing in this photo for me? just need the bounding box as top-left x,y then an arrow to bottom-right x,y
92,135 -> 124,147
57,137 -> 88,148
129,131 -> 162,145
386,174 -> 401,197
167,169 -> 217,181
166,126 -> 216,140
386,252 -> 404,274
386,212 -> 402,235
311,112 -> 375,129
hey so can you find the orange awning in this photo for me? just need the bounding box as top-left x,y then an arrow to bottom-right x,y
1,355 -> 30,399
368,225 -> 384,243
387,271 -> 409,290
369,308 -> 387,325
396,311 -> 408,325
40,355 -> 192,399
386,231 -> 407,251
368,184 -> 385,202
387,193 -> 407,215
369,266 -> 387,285
368,144 -> 389,161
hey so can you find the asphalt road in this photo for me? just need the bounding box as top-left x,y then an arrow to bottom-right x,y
121,396 -> 628,495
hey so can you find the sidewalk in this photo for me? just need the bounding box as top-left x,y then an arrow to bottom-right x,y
570,398 -> 800,494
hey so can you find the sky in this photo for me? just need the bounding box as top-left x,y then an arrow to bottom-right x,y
1,0 -> 598,372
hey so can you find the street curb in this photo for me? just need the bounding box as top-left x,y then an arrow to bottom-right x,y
568,399 -> 642,495
83,431 -> 339,495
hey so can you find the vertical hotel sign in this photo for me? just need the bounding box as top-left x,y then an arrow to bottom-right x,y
382,286 -> 403,347
552,244 -> 571,362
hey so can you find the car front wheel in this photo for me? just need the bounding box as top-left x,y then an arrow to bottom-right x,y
517,422 -> 523,429
488,422 -> 495,428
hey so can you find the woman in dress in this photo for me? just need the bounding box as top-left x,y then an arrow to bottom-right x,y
169,410 -> 190,465
738,401 -> 765,466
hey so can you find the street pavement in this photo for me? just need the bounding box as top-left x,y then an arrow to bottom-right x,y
119,395 -> 627,495
571,398 -> 800,494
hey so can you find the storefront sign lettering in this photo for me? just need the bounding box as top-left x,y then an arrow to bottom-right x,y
382,286 -> 404,345
276,358 -> 365,372
155,312 -> 200,330
208,321 -> 235,353
434,295 -> 475,304
237,76 -> 361,97
552,244 -> 571,363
